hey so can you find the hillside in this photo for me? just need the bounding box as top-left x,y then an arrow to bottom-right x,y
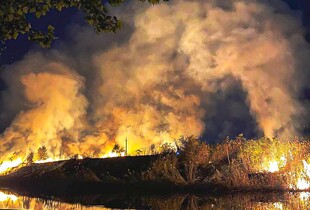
0,155 -> 168,194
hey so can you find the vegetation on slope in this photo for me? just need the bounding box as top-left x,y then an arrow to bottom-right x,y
1,135 -> 310,193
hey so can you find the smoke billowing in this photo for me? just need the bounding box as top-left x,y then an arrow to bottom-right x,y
0,0 -> 309,161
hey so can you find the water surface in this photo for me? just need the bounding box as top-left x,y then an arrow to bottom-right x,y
1,189 -> 310,209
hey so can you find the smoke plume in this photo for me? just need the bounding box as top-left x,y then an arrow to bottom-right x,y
0,0 -> 309,161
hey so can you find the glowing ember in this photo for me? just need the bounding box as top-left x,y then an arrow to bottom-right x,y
296,178 -> 310,190
101,152 -> 125,158
262,155 -> 287,173
302,160 -> 310,177
266,160 -> 279,173
0,192 -> 18,202
300,192 -> 310,201
273,202 -> 283,210
34,157 -> 61,164
0,158 -> 22,174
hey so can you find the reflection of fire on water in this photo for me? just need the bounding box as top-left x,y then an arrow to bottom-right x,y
0,192 -> 18,202
0,190 -> 111,209
2,189 -> 310,210
272,202 -> 283,210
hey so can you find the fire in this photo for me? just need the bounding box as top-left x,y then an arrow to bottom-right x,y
266,160 -> 279,173
273,202 -> 283,210
0,151 -> 127,175
0,192 -> 18,202
295,160 -> 310,190
101,152 -> 125,158
299,192 -> 310,201
302,160 -> 310,177
34,157 -> 62,164
296,178 -> 310,190
263,155 -> 286,173
0,158 -> 22,174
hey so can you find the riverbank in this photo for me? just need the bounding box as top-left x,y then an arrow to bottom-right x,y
0,155 -> 309,198
1,136 -> 310,195
0,155 -> 229,196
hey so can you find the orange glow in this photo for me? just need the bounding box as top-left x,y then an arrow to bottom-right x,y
262,155 -> 287,173
101,151 -> 125,158
296,178 -> 310,190
295,160 -> 310,190
273,202 -> 283,210
34,157 -> 62,164
265,160 -> 280,173
0,158 -> 22,174
0,192 -> 18,202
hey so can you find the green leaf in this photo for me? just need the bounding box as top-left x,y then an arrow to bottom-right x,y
56,3 -> 63,11
47,25 -> 55,32
7,14 -> 13,21
35,11 -> 41,18
17,9 -> 23,15
13,32 -> 19,39
6,34 -> 12,39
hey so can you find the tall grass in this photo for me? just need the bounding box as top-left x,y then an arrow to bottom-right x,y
143,135 -> 310,190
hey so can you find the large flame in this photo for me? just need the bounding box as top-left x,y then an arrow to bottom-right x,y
262,154 -> 310,190
0,0 -> 308,191
0,158 -> 22,174
0,0 -> 308,166
295,160 -> 310,190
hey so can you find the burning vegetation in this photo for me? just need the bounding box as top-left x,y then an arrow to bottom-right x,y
0,0 -> 309,198
0,0 -> 309,173
141,135 -> 310,191
1,135 -> 310,192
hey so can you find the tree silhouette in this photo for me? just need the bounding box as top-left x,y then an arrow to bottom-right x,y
26,152 -> 34,165
112,144 -> 125,156
36,146 -> 48,161
150,144 -> 156,155
1,0 -> 168,48
178,136 -> 211,183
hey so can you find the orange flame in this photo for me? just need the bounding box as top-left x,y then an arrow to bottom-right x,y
0,158 -> 23,174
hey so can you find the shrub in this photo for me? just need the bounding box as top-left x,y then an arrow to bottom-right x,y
36,146 -> 48,161
141,154 -> 185,183
177,136 -> 211,183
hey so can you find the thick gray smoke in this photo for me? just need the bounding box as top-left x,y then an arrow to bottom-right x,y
0,0 -> 309,161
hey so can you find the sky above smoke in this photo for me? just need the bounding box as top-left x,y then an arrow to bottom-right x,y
0,0 -> 309,161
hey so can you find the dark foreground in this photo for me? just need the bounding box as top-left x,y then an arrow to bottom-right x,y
1,187 -> 310,209
0,155 -> 229,197
1,156 -> 310,209
0,155 -> 308,195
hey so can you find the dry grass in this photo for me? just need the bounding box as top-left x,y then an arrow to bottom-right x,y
139,135 -> 310,191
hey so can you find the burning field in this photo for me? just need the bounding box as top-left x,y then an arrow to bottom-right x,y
0,0 -> 310,195
208,136 -> 310,191
1,136 -> 310,193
